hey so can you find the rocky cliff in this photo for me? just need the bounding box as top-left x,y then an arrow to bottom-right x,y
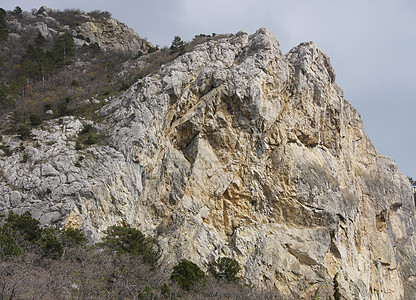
6,6 -> 152,55
0,28 -> 415,299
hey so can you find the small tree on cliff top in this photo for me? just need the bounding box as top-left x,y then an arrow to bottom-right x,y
170,36 -> 185,55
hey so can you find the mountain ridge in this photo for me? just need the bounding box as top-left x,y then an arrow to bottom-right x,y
0,8 -> 415,299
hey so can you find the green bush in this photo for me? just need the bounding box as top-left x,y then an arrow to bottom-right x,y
137,283 -> 157,299
57,103 -> 69,116
0,228 -> 24,259
29,113 -> 42,125
17,125 -> 31,140
0,144 -> 12,156
61,228 -> 88,247
84,133 -> 98,145
80,124 -> 93,134
209,257 -> 241,282
160,283 -> 171,297
21,153 -> 29,163
102,226 -> 160,267
3,212 -> 67,259
170,259 -> 205,290
88,42 -> 101,55
40,230 -> 63,258
333,273 -> 341,300
6,211 -> 42,242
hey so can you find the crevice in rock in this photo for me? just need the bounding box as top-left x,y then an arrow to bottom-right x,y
182,132 -> 199,165
376,209 -> 387,232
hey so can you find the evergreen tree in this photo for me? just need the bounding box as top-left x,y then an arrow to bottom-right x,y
170,259 -> 205,290
52,33 -> 75,66
0,8 -> 8,41
170,36 -> 185,54
12,6 -> 22,17
209,257 -> 241,282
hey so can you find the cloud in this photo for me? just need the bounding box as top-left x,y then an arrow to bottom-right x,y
2,0 -> 415,176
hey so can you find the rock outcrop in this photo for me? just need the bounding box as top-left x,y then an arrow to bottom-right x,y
5,7 -> 152,56
76,17 -> 153,55
1,28 -> 415,299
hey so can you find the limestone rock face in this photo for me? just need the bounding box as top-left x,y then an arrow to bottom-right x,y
1,28 -> 415,299
76,18 -> 153,55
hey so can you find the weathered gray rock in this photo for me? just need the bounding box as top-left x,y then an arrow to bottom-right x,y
5,9 -> 152,57
0,28 -> 415,299
76,18 -> 153,55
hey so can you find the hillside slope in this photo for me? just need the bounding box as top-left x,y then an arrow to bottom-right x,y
0,6 -> 155,123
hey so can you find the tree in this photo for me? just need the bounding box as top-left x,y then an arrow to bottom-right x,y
5,211 -> 42,242
0,228 -> 23,259
12,6 -> 22,17
101,226 -> 160,267
170,36 -> 185,55
209,257 -> 241,282
170,259 -> 205,290
0,8 -> 8,41
52,33 -> 75,66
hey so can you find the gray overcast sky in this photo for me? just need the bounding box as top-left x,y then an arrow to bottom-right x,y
3,0 -> 416,178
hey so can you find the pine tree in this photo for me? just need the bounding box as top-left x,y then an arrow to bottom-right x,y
52,33 -> 75,66
0,8 -> 8,41
170,36 -> 185,55
12,6 -> 22,17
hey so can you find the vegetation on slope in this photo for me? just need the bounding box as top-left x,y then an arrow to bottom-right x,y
0,211 -> 284,299
0,6 -> 232,137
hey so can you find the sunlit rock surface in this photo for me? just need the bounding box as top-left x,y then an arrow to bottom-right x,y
1,28 -> 415,299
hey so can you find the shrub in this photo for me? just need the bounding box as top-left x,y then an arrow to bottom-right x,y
17,125 -> 31,140
209,257 -> 241,282
137,283 -> 157,299
61,228 -> 88,247
71,79 -> 79,87
0,228 -> 24,259
87,10 -> 112,20
57,103 -> 69,116
101,226 -> 160,267
147,46 -> 158,54
75,142 -> 82,150
88,42 -> 101,55
80,124 -> 93,135
0,144 -> 12,156
5,211 -> 42,242
44,103 -> 52,111
40,230 -> 64,258
29,113 -> 42,125
333,273 -> 341,300
170,259 -> 205,290
84,133 -> 98,145
160,283 -> 171,297
21,153 -> 29,163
